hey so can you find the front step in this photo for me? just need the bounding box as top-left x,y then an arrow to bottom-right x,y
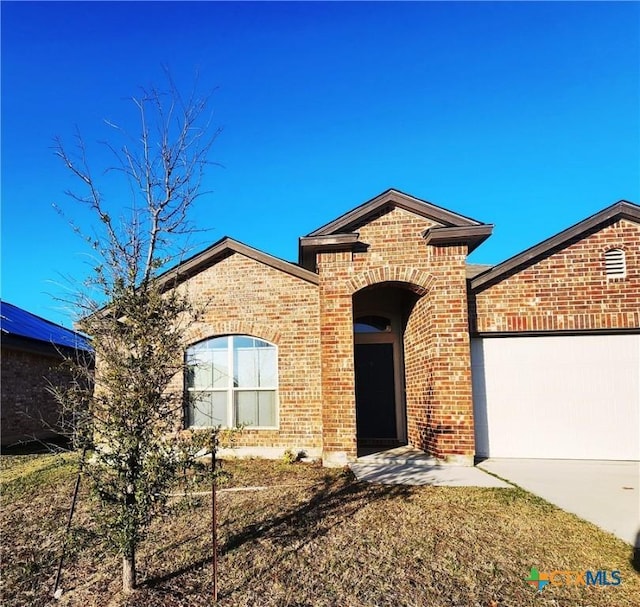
356,445 -> 440,467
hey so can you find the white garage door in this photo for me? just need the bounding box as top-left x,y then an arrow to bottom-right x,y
472,334 -> 640,460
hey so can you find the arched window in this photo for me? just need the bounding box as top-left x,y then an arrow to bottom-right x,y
353,315 -> 392,333
186,335 -> 278,428
604,248 -> 626,279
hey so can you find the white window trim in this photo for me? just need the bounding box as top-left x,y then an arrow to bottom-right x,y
186,335 -> 279,430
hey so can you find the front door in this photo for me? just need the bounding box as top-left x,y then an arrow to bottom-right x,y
354,342 -> 398,443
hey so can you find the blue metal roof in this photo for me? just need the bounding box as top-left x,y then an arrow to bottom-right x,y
0,301 -> 92,351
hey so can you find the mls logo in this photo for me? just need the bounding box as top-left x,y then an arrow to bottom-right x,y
525,568 -> 549,592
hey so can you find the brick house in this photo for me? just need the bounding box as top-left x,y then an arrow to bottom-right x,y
157,189 -> 639,465
1,301 -> 93,446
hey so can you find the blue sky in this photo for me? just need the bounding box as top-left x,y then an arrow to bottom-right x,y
2,1 -> 639,328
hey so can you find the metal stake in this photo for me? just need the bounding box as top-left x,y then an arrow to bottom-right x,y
53,446 -> 87,598
211,431 -> 218,602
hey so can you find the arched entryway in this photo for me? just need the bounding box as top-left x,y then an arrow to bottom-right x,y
352,283 -> 420,453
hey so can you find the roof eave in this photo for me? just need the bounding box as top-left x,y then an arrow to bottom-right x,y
423,224 -> 494,253
157,237 -> 320,289
298,233 -> 361,271
1,333 -> 94,357
307,188 -> 483,236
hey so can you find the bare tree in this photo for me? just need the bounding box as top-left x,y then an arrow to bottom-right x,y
51,74 -> 220,593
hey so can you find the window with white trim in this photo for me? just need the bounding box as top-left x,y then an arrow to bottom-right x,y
604,248 -> 626,279
186,336 -> 278,428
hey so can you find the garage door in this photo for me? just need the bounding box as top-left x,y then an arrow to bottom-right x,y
471,334 -> 640,460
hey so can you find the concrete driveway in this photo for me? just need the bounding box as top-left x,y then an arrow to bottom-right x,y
478,458 -> 640,548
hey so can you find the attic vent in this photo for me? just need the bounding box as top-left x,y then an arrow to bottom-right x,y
604,248 -> 626,279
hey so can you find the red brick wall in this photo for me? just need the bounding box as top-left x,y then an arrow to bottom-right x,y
1,347 -> 68,445
176,252 -> 323,452
474,219 -> 640,332
317,207 -> 476,463
415,244 -> 475,459
404,294 -> 432,451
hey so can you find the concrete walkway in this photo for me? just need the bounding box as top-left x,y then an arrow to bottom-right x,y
478,458 -> 640,547
349,446 -> 510,488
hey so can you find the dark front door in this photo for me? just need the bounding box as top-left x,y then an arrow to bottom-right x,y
354,343 -> 397,441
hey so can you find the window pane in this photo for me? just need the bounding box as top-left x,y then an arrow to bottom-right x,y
185,366 -> 196,389
257,391 -> 276,427
233,336 -> 255,349
190,392 -> 228,427
233,341 -> 277,388
235,347 -> 258,388
187,341 -> 230,389
188,352 -> 213,389
190,336 -> 228,352
235,390 -> 257,426
209,336 -> 229,349
354,315 -> 391,333
211,349 -> 229,388
234,391 -> 276,427
210,391 -> 228,426
258,348 -> 277,387
190,393 -> 211,426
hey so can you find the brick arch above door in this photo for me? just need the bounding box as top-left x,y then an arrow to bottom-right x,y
347,267 -> 435,296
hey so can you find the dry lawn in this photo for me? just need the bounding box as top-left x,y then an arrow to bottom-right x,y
1,452 -> 638,607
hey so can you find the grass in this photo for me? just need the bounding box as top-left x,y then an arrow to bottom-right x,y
1,453 -> 638,607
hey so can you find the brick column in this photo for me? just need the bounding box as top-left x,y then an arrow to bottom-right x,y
317,250 -> 357,465
423,244 -> 475,464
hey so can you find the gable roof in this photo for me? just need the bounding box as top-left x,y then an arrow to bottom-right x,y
156,236 -> 319,290
307,188 -> 484,236
299,189 -> 493,268
1,301 -> 92,351
471,200 -> 640,291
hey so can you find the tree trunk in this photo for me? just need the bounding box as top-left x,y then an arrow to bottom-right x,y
122,552 -> 136,593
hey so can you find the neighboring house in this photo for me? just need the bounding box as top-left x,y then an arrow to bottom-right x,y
155,189 -> 639,465
1,301 -> 93,446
